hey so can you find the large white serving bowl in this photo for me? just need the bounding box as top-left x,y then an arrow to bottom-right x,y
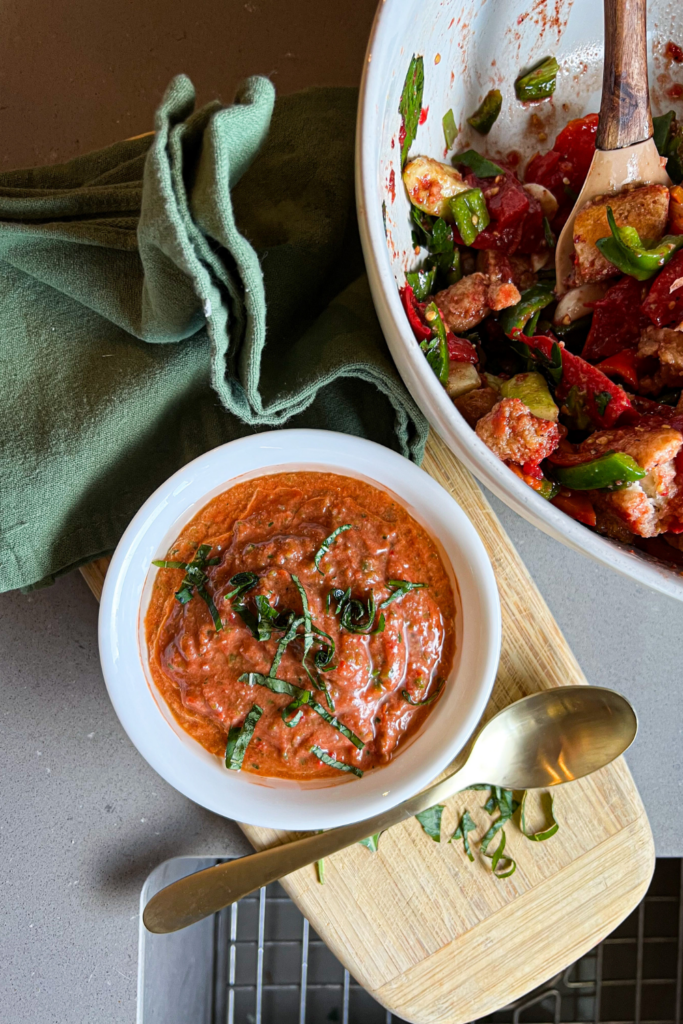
357,0 -> 683,601
98,429 -> 500,830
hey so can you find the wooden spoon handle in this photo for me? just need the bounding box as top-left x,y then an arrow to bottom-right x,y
597,0 -> 652,150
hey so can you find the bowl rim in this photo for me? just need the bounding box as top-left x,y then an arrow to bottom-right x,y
355,0 -> 683,603
98,428 -> 501,830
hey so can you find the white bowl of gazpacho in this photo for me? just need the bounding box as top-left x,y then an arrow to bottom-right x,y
98,429 -> 500,830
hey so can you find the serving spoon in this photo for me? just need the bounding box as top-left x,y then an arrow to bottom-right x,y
143,685 -> 637,934
555,0 -> 671,292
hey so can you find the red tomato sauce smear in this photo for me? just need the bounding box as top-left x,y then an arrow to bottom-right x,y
145,472 -> 456,782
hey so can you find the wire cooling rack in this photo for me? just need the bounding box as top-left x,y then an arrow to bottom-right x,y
138,857 -> 683,1024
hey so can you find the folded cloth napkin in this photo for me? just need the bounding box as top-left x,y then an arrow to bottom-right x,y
0,75 -> 427,593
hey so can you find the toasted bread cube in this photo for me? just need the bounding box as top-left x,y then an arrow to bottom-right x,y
403,157 -> 469,220
445,361 -> 481,400
572,184 -> 670,285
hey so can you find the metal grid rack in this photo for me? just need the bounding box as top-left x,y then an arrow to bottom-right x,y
139,858 -> 683,1024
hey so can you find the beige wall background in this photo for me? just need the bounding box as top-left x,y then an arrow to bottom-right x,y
0,0 -> 377,170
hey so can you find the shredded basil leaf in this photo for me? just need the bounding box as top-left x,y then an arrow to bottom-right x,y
269,616 -> 304,678
311,745 -> 363,778
359,832 -> 383,853
402,679 -> 444,706
155,544 -> 223,630
225,571 -> 259,600
520,791 -> 559,842
309,699 -> 365,749
594,391 -> 613,417
415,804 -> 444,842
450,810 -> 477,861
225,705 -> 263,771
380,579 -> 427,609
484,828 -> 517,878
398,55 -> 425,166
152,560 -> 189,570
291,575 -> 312,657
340,593 -> 384,634
314,525 -> 353,574
543,216 -> 556,250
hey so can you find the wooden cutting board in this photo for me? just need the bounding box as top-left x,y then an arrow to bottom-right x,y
81,430 -> 654,1024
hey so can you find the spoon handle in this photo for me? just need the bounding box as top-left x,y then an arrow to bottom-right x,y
597,0 -> 652,150
143,764 -> 475,934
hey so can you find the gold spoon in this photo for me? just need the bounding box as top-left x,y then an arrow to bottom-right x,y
143,685 -> 637,934
555,0 -> 671,293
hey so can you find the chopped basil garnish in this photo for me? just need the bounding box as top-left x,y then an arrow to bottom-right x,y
153,544 -> 223,631
311,745 -> 363,778
398,55 -> 425,166
415,804 -> 444,842
594,391 -> 613,417
484,828 -> 516,878
340,593 -> 384,635
327,587 -> 350,614
454,149 -> 504,177
520,791 -> 559,842
282,689 -> 311,728
314,524 -> 353,574
241,672 -> 364,749
225,571 -> 259,600
225,704 -> 263,771
405,266 -> 437,302
359,832 -> 383,853
442,108 -> 458,150
450,810 -> 477,861
402,679 -> 444,706
380,578 -> 427,609
291,575 -> 313,658
269,616 -> 304,678
543,216 -> 556,250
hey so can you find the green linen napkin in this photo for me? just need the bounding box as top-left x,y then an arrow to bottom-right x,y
0,75 -> 427,593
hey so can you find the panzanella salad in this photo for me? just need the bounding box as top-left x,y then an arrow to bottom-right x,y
397,55 -> 683,567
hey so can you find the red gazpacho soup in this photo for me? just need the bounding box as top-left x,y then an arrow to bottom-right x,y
145,471 -> 456,782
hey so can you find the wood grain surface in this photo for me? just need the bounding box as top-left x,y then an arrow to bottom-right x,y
597,0 -> 652,150
81,431 -> 654,1024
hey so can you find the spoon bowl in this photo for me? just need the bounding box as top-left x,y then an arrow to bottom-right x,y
143,685 -> 637,934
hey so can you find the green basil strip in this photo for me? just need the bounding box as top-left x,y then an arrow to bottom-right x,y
415,804 -> 444,842
225,571 -> 259,600
449,809 -> 477,861
480,814 -> 509,854
359,832 -> 383,853
454,149 -> 504,177
269,616 -> 304,677
442,108 -> 458,150
240,671 -> 304,700
398,54 -> 425,166
594,391 -> 613,417
520,791 -> 559,842
311,745 -> 363,778
291,575 -> 313,658
310,700 -> 365,749
484,828 -> 517,878
233,602 -> 259,638
225,705 -> 263,771
196,585 -> 223,632
152,559 -> 189,570
402,679 -> 444,706
543,216 -> 556,250
314,524 -> 353,574
341,594 -> 384,635
380,579 -> 427,609
406,266 -> 437,302
282,690 -> 311,728
316,859 -> 325,884
327,587 -> 351,614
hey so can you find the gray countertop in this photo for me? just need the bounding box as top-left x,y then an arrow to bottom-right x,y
1,493 -> 681,1024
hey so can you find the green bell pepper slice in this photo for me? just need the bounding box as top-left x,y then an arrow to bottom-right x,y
552,451 -> 646,490
514,56 -> 559,102
467,90 -> 502,135
422,302 -> 449,385
596,207 -> 683,281
449,188 -> 490,245
498,283 -> 555,336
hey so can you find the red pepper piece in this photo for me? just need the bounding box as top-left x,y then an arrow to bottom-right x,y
595,348 -> 640,389
551,489 -> 597,527
641,250 -> 683,328
447,333 -> 478,363
520,330 -> 636,428
399,284 -> 431,341
581,276 -> 650,361
525,113 -> 599,220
